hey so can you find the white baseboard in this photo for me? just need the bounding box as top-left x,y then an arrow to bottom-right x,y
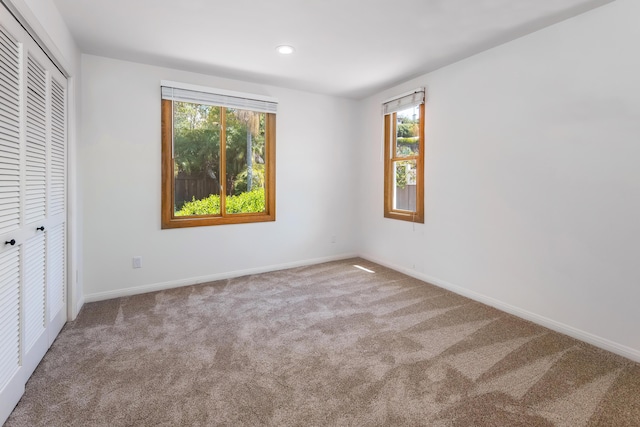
360,253 -> 640,364
83,253 -> 358,303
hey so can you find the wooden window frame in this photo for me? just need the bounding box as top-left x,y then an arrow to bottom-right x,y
161,99 -> 276,229
383,103 -> 425,223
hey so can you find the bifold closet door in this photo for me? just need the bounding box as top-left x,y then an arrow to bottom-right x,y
0,13 -> 24,422
0,5 -> 68,424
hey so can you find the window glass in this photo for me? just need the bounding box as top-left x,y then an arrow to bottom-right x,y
395,105 -> 420,158
173,102 -> 221,216
224,108 -> 266,214
393,159 -> 417,211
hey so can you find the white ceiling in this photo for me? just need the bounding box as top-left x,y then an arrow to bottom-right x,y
52,0 -> 612,99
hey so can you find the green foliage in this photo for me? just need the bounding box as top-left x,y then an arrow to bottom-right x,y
173,102 -> 220,178
175,192 -> 220,216
226,188 -> 265,213
397,136 -> 419,145
174,128 -> 219,176
233,164 -> 265,193
396,137 -> 419,157
397,112 -> 419,138
397,122 -> 418,138
395,161 -> 416,189
175,188 -> 265,216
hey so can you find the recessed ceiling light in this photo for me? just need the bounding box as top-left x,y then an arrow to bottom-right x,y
276,45 -> 295,55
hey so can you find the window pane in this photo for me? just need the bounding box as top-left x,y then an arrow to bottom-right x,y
396,105 -> 420,157
225,108 -> 267,214
173,101 -> 221,216
393,160 -> 417,211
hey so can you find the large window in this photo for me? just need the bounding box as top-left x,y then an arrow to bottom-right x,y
161,82 -> 276,228
383,89 -> 425,223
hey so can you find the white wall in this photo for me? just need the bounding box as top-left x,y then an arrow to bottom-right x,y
358,0 -> 640,360
80,55 -> 358,300
9,0 -> 83,318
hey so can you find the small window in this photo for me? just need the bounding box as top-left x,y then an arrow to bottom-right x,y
161,82 -> 276,228
383,89 -> 425,223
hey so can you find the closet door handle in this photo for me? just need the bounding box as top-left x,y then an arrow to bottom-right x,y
36,226 -> 45,231
5,239 -> 16,246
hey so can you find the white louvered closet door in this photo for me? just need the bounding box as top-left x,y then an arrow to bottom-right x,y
0,15 -> 24,421
21,52 -> 49,375
0,5 -> 68,425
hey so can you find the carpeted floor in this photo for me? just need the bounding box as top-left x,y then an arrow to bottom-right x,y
5,259 -> 640,426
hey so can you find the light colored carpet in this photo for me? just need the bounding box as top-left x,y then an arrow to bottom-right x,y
5,258 -> 640,426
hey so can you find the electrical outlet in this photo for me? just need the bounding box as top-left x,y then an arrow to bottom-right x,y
331,235 -> 337,244
132,256 -> 142,269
